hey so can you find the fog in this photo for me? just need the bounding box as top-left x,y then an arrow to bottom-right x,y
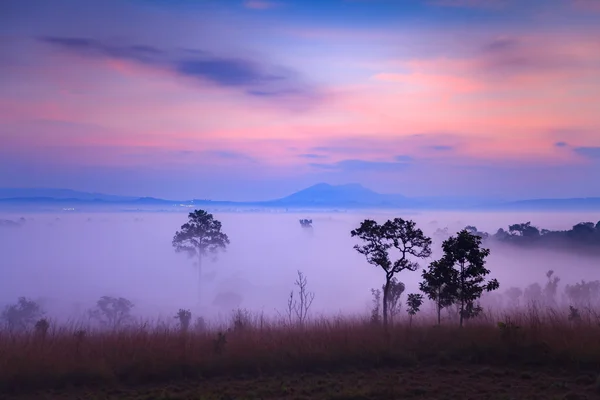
1,210 -> 599,323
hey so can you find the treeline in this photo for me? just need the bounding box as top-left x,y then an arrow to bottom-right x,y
434,220 -> 600,252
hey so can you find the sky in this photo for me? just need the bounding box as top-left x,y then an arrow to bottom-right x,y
1,0 -> 599,201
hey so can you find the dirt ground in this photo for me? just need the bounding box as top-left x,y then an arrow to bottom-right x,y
5,364 -> 599,400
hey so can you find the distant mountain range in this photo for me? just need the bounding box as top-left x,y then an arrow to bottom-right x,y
1,184 -> 600,211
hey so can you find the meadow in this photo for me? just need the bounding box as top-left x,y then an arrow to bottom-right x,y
1,210 -> 600,399
1,305 -> 600,399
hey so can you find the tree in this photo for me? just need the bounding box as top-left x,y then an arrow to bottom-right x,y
351,218 -> 432,328
508,222 -> 540,238
1,297 -> 44,332
504,287 -> 523,309
543,270 -> 560,307
523,283 -> 543,305
285,270 -> 315,326
439,229 -> 499,327
89,296 -> 134,329
420,258 -> 457,325
406,293 -> 424,327
385,278 -> 405,325
172,210 -> 230,301
175,309 -> 192,332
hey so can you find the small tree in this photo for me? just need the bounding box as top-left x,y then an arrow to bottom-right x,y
172,210 -> 230,301
89,296 -> 134,329
523,283 -> 543,305
385,278 -> 405,325
351,218 -> 432,328
175,309 -> 192,332
285,270 -> 315,326
420,258 -> 457,325
35,318 -> 50,338
1,297 -> 44,332
440,229 -> 499,327
406,293 -> 424,327
543,270 -> 560,307
504,287 -> 523,309
370,288 -> 382,324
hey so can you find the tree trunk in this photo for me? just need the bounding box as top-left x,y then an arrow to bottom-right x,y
459,261 -> 465,328
437,287 -> 442,325
383,277 -> 391,329
197,253 -> 203,304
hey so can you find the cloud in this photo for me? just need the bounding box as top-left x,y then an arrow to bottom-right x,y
573,147 -> 600,159
39,36 -> 315,100
481,37 -> 519,53
395,155 -> 414,162
427,0 -> 508,9
243,1 -> 280,9
299,153 -> 328,159
310,159 -> 412,173
427,145 -> 454,151
202,150 -> 257,163
572,0 -> 600,12
554,141 -> 569,148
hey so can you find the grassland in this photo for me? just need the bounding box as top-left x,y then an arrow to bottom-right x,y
2,307 -> 600,399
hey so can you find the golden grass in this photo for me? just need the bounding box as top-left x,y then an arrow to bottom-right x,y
1,306 -> 599,394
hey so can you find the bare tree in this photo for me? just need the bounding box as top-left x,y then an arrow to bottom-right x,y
285,270 -> 315,326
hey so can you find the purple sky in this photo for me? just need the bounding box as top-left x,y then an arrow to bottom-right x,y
1,0 -> 599,201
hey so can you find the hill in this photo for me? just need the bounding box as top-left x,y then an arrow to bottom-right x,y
2,184 -> 600,211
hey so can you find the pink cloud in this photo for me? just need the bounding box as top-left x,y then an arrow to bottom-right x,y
571,0 -> 600,12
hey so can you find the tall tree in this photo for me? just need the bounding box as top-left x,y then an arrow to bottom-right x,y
351,218 -> 432,328
420,258 -> 457,325
172,210 -> 230,301
440,229 -> 499,327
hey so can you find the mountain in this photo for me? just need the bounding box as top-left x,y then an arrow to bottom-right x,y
2,184 -> 600,211
265,183 -> 421,208
0,188 -> 136,202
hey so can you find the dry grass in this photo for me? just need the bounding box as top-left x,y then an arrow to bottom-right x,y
1,306 -> 600,395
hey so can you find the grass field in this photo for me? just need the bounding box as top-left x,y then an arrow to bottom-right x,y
2,307 -> 600,399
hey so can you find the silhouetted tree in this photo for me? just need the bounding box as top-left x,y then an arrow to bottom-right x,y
1,297 -> 44,331
440,229 -> 499,327
465,225 -> 489,239
385,278 -> 405,324
351,218 -> 432,328
406,293 -> 424,327
89,296 -> 134,329
175,309 -> 192,332
370,288 -> 382,324
420,258 -> 457,325
508,222 -> 540,238
285,270 -> 315,326
299,219 -> 313,228
172,210 -> 230,301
